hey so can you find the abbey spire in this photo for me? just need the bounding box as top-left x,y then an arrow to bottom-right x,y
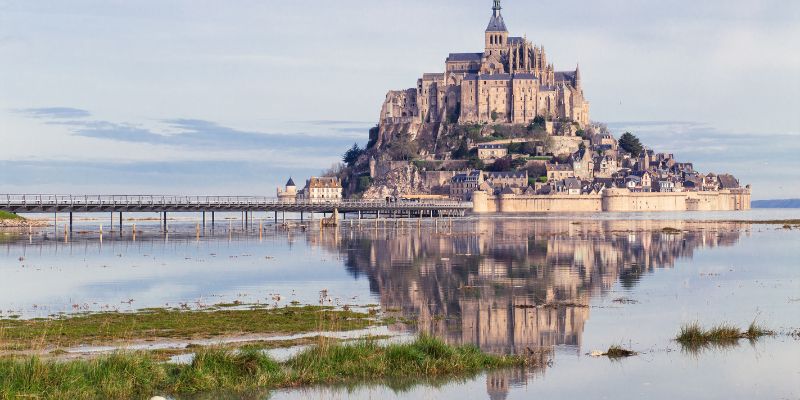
486,0 -> 507,32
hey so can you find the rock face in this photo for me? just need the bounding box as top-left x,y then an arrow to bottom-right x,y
362,163 -> 426,200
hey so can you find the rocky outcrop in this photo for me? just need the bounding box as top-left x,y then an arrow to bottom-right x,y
0,218 -> 48,228
362,163 -> 427,200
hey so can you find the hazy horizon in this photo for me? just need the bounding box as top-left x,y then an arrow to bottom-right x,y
1,0 -> 798,199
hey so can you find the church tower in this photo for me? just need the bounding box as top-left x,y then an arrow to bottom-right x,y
485,0 -> 508,57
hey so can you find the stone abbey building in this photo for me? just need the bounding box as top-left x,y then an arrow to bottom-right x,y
379,0 -> 590,139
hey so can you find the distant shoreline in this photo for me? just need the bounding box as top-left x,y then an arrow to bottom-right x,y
752,199 -> 800,208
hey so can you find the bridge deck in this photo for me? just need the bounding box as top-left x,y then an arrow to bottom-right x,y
1,195 -> 472,215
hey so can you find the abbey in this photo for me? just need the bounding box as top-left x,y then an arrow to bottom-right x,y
380,1 -> 589,131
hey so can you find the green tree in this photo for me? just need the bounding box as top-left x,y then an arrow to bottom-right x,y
618,132 -> 643,157
522,141 -> 538,156
491,110 -> 499,122
488,157 -> 513,172
452,140 -> 469,159
342,143 -> 364,167
357,176 -> 373,193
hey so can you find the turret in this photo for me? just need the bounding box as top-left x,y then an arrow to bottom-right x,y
575,64 -> 582,88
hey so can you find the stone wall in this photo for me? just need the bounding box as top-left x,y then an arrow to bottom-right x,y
472,188 -> 751,213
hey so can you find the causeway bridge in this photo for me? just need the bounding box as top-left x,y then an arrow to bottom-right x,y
1,194 -> 472,229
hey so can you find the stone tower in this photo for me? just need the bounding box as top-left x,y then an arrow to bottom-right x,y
485,0 -> 508,58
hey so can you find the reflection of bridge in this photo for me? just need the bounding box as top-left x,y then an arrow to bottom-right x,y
2,194 -> 472,227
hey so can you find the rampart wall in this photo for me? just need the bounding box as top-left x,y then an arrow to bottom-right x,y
472,188 -> 751,213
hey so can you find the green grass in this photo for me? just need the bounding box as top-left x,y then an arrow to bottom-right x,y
0,306 -> 378,352
0,211 -> 23,221
0,336 -> 532,399
676,322 -> 773,350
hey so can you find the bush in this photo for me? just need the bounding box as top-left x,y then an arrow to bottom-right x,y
357,176 -> 373,193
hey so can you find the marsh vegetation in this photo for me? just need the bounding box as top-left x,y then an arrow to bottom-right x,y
676,322 -> 773,351
0,336 -> 533,399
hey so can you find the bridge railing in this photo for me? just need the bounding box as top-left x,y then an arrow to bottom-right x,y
2,194 -> 471,210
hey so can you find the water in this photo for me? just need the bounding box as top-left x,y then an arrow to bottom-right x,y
1,210 -> 799,399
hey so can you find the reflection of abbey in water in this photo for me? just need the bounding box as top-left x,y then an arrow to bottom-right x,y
317,220 -> 743,355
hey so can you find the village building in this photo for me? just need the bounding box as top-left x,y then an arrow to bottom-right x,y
300,177 -> 342,202
477,144 -> 508,160
546,163 -> 574,182
571,146 -> 594,180
486,171 -> 528,188
450,170 -> 484,200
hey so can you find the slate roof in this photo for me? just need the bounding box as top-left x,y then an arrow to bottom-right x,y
486,14 -> 507,32
306,177 -> 341,189
487,171 -> 527,179
565,177 -> 582,190
462,73 -> 539,81
447,53 -> 483,62
286,177 -> 296,187
554,71 -> 577,82
717,174 -> 740,189
421,73 -> 444,81
546,163 -> 573,172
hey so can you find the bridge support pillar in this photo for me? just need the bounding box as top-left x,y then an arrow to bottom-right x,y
163,212 -> 168,232
203,212 -> 206,229
119,212 -> 122,233
69,212 -> 73,232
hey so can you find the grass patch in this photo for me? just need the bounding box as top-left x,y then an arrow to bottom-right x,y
0,336 -> 534,399
0,211 -> 23,221
0,306 -> 378,351
676,322 -> 774,350
743,322 -> 773,340
661,227 -> 682,234
603,345 -> 637,358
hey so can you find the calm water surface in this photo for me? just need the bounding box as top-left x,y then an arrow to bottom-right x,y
1,210 -> 799,399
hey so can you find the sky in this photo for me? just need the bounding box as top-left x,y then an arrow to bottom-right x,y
1,0 -> 798,199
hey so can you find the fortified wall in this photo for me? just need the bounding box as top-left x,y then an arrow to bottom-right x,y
472,188 -> 751,213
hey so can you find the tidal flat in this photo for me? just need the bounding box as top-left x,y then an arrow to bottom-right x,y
1,211 -> 799,399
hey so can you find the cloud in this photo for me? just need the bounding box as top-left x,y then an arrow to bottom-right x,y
24,113 -> 364,153
18,107 -> 91,119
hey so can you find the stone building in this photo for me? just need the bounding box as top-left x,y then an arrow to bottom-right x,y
300,177 -> 342,202
450,170 -> 484,200
276,177 -> 297,203
477,144 -> 508,160
486,171 -> 528,188
545,163 -> 574,182
378,0 -> 590,146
